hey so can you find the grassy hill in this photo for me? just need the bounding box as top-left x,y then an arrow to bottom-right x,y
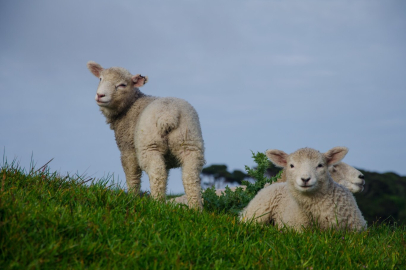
1,161 -> 405,269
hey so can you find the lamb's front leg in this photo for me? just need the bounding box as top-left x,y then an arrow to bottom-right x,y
121,152 -> 142,194
239,185 -> 279,224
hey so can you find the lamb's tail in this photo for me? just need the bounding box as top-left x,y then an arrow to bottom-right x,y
156,106 -> 180,136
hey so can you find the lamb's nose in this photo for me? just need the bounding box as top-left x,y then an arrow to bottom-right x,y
97,93 -> 105,98
301,177 -> 311,183
358,174 -> 364,179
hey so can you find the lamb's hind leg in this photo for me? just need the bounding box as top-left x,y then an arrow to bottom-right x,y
121,152 -> 142,194
141,151 -> 168,201
180,150 -> 204,210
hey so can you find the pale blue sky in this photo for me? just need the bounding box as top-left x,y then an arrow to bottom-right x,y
1,1 -> 405,193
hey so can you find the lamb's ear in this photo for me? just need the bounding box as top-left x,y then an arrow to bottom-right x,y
87,61 -> 103,77
132,74 -> 148,87
266,149 -> 288,168
324,147 -> 348,166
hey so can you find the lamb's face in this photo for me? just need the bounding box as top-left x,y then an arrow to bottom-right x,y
96,68 -> 133,109
87,61 -> 148,111
330,162 -> 365,193
266,147 -> 349,194
286,149 -> 328,193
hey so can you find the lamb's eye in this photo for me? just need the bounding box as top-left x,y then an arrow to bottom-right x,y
118,84 -> 126,88
290,164 -> 294,168
317,164 -> 323,168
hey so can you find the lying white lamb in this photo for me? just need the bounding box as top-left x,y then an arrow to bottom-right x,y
239,147 -> 366,231
87,61 -> 205,209
171,161 -> 364,205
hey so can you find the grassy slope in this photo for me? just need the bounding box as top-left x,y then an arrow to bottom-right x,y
1,163 -> 405,269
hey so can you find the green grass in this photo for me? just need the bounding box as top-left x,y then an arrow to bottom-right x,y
1,160 -> 406,269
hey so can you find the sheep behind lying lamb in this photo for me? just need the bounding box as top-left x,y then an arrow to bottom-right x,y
239,147 -> 366,231
329,162 -> 365,193
87,61 -> 205,209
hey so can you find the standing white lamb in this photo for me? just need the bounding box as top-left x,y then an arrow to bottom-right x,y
239,147 -> 366,231
87,61 -> 205,209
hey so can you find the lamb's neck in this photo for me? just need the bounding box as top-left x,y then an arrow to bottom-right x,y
102,91 -> 146,129
107,93 -> 156,153
292,179 -> 336,212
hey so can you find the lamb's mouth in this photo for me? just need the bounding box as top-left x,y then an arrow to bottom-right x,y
354,183 -> 365,191
299,185 -> 313,189
97,100 -> 110,105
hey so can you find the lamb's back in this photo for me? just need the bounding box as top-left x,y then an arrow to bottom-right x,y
135,97 -> 204,152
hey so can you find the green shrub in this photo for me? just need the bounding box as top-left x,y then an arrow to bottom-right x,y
202,151 -> 282,215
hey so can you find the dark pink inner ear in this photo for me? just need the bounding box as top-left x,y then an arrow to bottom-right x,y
132,74 -> 148,88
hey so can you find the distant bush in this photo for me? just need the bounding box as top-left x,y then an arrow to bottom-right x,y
355,170 -> 406,224
201,164 -> 249,187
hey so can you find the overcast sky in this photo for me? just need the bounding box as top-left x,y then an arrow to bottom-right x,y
1,1 -> 405,193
